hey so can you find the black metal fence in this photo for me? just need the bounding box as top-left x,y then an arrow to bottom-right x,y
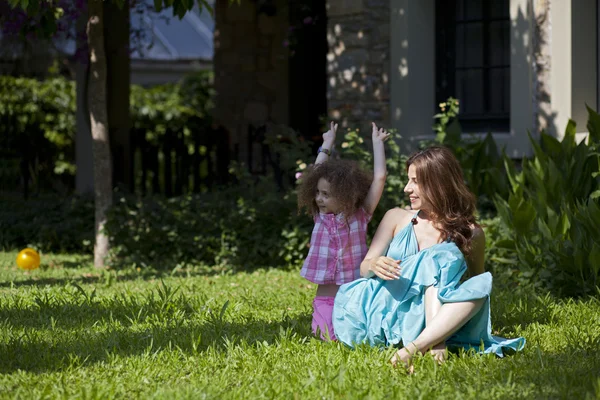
130,123 -> 230,196
5,123 -> 294,198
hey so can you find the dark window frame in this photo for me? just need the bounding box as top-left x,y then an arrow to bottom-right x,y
435,0 -> 511,133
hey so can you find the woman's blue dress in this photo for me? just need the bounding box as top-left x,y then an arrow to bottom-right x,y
332,213 -> 525,356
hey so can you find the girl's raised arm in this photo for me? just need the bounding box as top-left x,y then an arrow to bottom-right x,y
314,122 -> 337,165
362,122 -> 390,215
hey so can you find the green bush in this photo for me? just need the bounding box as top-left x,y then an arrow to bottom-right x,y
0,76 -> 76,191
493,107 -> 600,296
105,123 -> 314,270
105,180 -> 312,270
0,192 -> 94,253
0,72 -> 214,193
130,70 -> 214,143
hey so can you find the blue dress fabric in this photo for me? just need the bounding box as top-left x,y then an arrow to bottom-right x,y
332,212 -> 525,357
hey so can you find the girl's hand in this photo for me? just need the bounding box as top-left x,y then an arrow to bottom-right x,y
323,121 -> 338,145
372,122 -> 391,143
369,256 -> 401,280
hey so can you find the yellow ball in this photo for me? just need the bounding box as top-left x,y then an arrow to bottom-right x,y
16,248 -> 41,271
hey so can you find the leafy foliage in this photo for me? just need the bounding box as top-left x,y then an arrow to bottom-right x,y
130,71 -> 214,139
0,73 -> 214,193
0,76 -> 76,191
493,107 -> 600,296
105,180 -> 312,271
0,193 -> 94,253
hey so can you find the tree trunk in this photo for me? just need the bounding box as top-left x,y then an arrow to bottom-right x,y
76,10 -> 94,195
104,1 -> 132,192
87,0 -> 112,268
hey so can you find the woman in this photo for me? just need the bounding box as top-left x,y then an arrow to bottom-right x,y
332,146 -> 525,367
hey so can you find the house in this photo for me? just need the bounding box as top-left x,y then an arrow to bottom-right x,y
128,5 -> 214,85
0,4 -> 214,84
213,0 -> 598,157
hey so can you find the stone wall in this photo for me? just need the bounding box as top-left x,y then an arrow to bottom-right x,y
213,0 -> 392,162
326,0 -> 390,133
213,0 -> 289,166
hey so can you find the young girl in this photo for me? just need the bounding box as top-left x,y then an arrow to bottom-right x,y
297,121 -> 390,340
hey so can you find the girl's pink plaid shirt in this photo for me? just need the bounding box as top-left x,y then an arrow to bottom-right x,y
300,208 -> 372,285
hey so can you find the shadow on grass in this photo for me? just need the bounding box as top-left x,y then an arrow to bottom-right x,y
0,311 -> 314,374
489,289 -> 555,335
0,265 -> 259,289
0,272 -> 142,289
507,347 -> 600,398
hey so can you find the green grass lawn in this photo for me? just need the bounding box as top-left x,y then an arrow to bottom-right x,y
1,252 -> 599,399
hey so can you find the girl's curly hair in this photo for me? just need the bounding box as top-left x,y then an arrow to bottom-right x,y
297,159 -> 373,218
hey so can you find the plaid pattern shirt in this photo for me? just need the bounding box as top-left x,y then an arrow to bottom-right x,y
300,208 -> 372,285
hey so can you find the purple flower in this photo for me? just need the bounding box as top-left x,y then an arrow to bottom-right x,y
303,16 -> 312,24
283,40 -> 289,47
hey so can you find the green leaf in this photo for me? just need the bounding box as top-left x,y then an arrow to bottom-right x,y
546,206 -> 559,234
200,0 -> 214,16
219,300 -> 229,320
445,119 -> 462,145
559,212 -> 571,236
435,131 -> 446,143
546,158 -> 561,204
508,192 -> 521,214
494,239 -> 516,250
493,195 -> 512,228
154,0 -> 163,12
588,243 -> 600,275
483,132 -> 500,163
528,130 -> 549,164
513,201 -> 536,235
503,153 -> 520,193
489,256 -> 518,265
562,119 -> 577,154
183,0 -> 194,11
537,218 -> 552,240
586,104 -> 600,143
541,130 -> 563,159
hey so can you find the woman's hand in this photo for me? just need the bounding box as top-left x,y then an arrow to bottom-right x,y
369,256 -> 401,280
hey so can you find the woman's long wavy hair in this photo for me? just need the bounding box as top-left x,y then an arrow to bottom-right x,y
407,146 -> 477,255
297,159 -> 372,218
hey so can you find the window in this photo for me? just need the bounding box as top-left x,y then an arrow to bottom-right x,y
436,0 -> 510,133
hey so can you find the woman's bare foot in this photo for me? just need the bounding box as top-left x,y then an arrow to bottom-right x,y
429,343 -> 447,364
390,342 -> 418,373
